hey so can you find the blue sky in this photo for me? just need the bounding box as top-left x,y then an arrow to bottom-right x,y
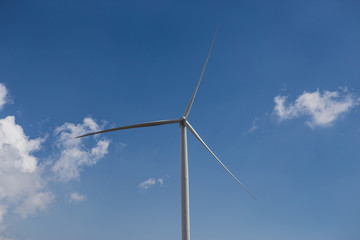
0,1 -> 360,239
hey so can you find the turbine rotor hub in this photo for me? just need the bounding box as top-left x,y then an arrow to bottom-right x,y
180,116 -> 187,123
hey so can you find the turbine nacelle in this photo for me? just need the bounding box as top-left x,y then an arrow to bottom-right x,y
180,116 -> 187,123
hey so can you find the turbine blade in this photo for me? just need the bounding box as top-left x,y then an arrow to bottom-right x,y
76,119 -> 180,138
183,26 -> 218,118
185,121 -> 256,199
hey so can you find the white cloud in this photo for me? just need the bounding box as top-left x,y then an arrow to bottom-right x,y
139,178 -> 156,190
0,84 -> 7,111
52,117 -> 110,182
68,192 -> 87,204
0,115 -> 109,227
0,115 -> 52,230
0,83 -> 111,239
115,142 -> 127,152
248,124 -> 258,133
0,115 -> 109,237
0,116 -> 42,173
138,177 -> 165,190
247,118 -> 259,133
274,88 -> 359,128
16,192 -> 54,218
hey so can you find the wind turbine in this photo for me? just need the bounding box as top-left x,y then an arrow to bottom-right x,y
76,27 -> 255,240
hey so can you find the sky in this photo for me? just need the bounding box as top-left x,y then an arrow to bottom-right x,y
0,0 -> 360,239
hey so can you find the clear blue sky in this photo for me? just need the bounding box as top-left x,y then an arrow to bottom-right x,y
0,1 -> 360,239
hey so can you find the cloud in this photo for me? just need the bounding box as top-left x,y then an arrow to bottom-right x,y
0,83 -> 7,111
248,124 -> 258,133
0,115 -> 109,236
139,178 -> 156,190
51,117 -> 110,182
115,142 -> 127,152
138,177 -> 165,190
68,192 -> 87,204
247,118 -> 259,134
0,115 -> 52,229
0,116 -> 42,173
274,88 -> 359,128
16,192 -> 54,218
0,82 -> 111,238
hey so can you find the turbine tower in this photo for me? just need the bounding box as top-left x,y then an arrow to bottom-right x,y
76,27 -> 255,240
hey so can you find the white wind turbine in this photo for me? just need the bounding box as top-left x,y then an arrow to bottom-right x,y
76,27 -> 255,240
